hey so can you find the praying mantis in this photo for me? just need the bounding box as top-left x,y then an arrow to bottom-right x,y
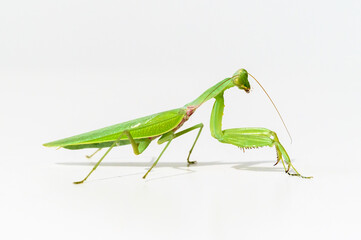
43,68 -> 312,184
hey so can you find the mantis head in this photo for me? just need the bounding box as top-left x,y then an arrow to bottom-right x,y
232,68 -> 250,93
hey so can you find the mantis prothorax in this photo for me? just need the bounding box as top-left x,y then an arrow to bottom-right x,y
43,68 -> 312,184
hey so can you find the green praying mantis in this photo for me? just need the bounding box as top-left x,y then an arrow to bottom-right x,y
43,68 -> 312,184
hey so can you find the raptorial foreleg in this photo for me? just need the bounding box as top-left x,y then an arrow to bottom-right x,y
210,92 -> 311,178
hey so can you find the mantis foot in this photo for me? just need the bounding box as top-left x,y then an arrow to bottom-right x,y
287,172 -> 313,179
273,158 -> 281,166
187,160 -> 197,167
85,148 -> 102,159
284,162 -> 313,179
73,180 -> 85,184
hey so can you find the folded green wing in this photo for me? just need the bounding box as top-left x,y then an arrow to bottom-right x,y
43,108 -> 186,148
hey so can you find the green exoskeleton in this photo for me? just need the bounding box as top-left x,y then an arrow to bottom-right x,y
44,69 -> 311,184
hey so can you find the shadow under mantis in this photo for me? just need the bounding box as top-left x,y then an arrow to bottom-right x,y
57,160 -> 288,183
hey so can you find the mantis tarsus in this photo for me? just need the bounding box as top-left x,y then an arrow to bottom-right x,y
43,68 -> 312,184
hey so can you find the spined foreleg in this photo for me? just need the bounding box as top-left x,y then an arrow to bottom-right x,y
210,92 -> 311,178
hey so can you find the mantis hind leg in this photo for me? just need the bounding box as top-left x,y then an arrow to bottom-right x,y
85,134 -> 151,159
86,148 -> 103,159
73,131 -> 151,184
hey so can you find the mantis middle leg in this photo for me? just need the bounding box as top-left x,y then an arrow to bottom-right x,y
210,92 -> 311,178
158,123 -> 204,165
143,123 -> 204,178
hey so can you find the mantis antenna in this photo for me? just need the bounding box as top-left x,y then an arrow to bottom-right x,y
248,73 -> 293,143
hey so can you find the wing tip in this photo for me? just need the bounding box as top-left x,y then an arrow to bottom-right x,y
43,141 -> 64,148
43,142 -> 54,147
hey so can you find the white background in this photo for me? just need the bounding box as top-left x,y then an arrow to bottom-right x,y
1,0 -> 360,239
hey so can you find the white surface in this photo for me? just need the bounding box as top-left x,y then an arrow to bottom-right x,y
1,1 -> 360,239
